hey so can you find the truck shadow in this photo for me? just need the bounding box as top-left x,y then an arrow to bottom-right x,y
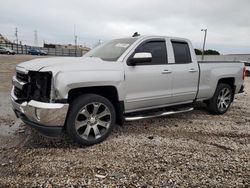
18,102 -> 249,149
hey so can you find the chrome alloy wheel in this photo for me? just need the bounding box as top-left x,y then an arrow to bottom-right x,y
217,88 -> 231,112
75,102 -> 111,140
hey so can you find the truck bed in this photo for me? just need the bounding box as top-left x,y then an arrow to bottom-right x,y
196,61 -> 244,101
198,61 -> 242,64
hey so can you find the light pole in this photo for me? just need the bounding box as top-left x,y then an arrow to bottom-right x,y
201,29 -> 207,60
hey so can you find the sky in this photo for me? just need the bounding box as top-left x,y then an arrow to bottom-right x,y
0,0 -> 250,54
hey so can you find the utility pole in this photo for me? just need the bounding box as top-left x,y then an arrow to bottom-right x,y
75,35 -> 78,56
34,30 -> 38,47
15,27 -> 18,53
201,29 -> 207,60
15,27 -> 18,44
74,25 -> 77,56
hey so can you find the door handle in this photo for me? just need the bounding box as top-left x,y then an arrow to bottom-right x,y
162,70 -> 172,74
189,68 -> 197,73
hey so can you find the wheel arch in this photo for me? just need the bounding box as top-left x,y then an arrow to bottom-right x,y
217,77 -> 235,101
68,86 -> 124,125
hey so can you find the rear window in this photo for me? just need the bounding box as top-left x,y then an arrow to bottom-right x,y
172,41 -> 192,63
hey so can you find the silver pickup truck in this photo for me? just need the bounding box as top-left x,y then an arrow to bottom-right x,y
11,35 -> 246,145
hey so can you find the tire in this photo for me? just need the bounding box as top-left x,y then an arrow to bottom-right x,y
66,94 -> 116,146
207,83 -> 233,115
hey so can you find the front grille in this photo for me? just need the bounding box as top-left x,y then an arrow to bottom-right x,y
16,72 -> 28,82
13,71 -> 51,102
14,87 -> 28,99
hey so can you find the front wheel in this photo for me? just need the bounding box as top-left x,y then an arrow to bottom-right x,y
207,83 -> 233,114
66,94 -> 116,146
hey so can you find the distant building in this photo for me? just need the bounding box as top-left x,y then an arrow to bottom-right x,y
0,34 -> 11,43
197,54 -> 250,62
44,43 -> 91,53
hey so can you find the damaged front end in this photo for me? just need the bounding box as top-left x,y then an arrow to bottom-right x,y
13,70 -> 52,102
28,71 -> 52,102
11,68 -> 69,137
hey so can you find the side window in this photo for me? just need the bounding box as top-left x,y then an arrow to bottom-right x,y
135,41 -> 167,64
171,41 -> 192,63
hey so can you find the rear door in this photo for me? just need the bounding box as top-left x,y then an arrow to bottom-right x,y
170,41 -> 199,103
124,39 -> 173,112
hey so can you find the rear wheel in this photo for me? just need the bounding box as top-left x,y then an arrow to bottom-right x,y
66,94 -> 116,146
207,83 -> 233,114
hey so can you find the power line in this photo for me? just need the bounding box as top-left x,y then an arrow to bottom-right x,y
2,29 -> 97,48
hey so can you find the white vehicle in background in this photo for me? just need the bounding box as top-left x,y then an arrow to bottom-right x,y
0,46 -> 15,55
11,35 -> 246,146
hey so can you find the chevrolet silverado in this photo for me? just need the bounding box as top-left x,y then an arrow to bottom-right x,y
11,35 -> 246,145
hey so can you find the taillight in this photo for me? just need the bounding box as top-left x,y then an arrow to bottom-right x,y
243,67 -> 246,80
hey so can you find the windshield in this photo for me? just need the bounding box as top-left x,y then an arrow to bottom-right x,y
84,38 -> 137,61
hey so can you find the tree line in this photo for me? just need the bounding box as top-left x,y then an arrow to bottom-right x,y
195,49 -> 220,55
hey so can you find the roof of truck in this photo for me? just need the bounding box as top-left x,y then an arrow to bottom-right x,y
136,35 -> 187,39
129,35 -> 190,42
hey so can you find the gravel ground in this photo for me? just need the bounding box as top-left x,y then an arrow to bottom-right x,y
0,55 -> 249,187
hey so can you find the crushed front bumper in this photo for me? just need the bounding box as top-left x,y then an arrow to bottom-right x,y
11,88 -> 69,137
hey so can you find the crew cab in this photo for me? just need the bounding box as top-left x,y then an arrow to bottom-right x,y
11,35 -> 246,145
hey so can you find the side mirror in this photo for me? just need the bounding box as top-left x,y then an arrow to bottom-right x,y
128,52 -> 152,66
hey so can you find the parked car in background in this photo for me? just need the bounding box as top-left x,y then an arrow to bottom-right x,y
244,62 -> 250,76
28,48 -> 47,55
39,49 -> 48,56
0,47 -> 15,55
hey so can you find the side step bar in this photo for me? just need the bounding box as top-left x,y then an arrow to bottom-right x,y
124,107 -> 194,121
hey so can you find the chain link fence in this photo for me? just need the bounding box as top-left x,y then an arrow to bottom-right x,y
0,42 -> 88,57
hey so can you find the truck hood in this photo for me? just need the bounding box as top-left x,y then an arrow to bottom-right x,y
17,57 -> 123,73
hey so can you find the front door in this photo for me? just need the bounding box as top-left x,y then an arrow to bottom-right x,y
124,39 -> 173,112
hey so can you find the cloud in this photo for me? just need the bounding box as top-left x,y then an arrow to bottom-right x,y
0,0 -> 249,53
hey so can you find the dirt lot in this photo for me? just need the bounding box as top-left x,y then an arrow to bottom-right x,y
0,55 -> 249,187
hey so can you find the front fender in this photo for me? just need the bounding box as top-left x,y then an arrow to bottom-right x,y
53,70 -> 124,100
